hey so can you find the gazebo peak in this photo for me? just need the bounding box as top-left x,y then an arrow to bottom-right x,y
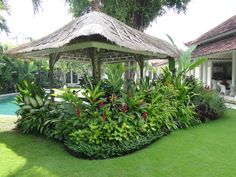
8,11 -> 178,59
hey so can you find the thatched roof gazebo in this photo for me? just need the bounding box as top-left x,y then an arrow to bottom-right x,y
8,11 -> 178,91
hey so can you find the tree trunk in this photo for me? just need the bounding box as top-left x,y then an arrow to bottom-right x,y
91,0 -> 100,11
124,0 -> 145,82
49,54 -> 60,101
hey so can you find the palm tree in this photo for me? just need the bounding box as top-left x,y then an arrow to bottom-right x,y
0,0 -> 9,33
0,0 -> 44,33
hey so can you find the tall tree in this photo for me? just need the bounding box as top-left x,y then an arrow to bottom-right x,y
30,0 -> 190,31
67,0 -> 191,31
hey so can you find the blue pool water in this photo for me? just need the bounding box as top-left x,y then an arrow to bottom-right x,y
0,96 -> 19,115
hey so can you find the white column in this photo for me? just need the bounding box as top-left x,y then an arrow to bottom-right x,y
64,73 -> 66,84
203,62 -> 208,85
208,61 -> 213,88
199,65 -> 202,80
70,71 -> 73,84
230,51 -> 236,96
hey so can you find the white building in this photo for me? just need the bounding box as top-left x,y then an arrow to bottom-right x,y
186,14 -> 236,96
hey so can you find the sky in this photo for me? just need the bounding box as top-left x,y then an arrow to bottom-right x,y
0,0 -> 236,49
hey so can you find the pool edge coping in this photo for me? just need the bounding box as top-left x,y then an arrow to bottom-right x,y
0,93 -> 18,99
0,115 -> 17,118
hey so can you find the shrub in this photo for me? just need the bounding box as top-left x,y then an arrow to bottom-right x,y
16,81 -> 72,140
193,89 -> 226,121
65,133 -> 163,159
63,78 -> 201,159
16,81 -> 49,134
158,69 -> 201,128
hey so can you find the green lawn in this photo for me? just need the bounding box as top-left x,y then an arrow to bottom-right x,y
1,109 -> 236,177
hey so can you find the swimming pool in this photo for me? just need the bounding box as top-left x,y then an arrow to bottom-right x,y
0,94 -> 19,115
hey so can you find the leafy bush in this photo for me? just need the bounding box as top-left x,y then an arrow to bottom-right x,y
16,81 -> 49,134
0,55 -> 51,94
65,133 -> 163,159
158,68 -> 201,128
193,89 -> 226,121
63,77 -> 201,159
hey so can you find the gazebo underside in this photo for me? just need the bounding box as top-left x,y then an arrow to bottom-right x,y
13,40 -> 175,90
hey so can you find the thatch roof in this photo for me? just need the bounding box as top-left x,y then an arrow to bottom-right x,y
8,11 -> 178,62
150,59 -> 168,67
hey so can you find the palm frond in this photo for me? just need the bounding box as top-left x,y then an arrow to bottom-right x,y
31,0 -> 42,13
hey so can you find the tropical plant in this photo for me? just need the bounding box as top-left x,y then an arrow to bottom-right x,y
15,63 -> 226,159
193,89 -> 226,121
167,35 -> 208,87
16,80 -> 49,133
103,63 -> 125,94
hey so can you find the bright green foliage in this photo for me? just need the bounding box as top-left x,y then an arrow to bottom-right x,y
16,81 -> 79,140
193,89 -> 226,121
53,88 -> 83,110
15,81 -> 50,134
64,78 -> 185,158
0,54 -> 50,94
167,35 -> 208,89
103,63 -> 125,93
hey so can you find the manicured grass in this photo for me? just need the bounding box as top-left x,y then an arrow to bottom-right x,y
1,109 -> 236,177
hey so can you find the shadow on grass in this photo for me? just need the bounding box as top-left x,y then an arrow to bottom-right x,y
0,131 -> 66,177
0,130 -> 149,177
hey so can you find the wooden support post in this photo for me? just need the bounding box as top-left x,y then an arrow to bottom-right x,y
91,48 -> 101,81
97,61 -> 102,80
168,57 -> 175,75
124,62 -> 130,81
129,61 -> 136,80
139,60 -> 144,80
136,57 -> 144,80
49,54 -> 60,101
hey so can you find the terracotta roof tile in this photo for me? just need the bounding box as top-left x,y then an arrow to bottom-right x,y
187,14 -> 236,45
192,35 -> 236,57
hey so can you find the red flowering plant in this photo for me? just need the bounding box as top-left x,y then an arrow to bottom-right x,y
142,112 -> 148,120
